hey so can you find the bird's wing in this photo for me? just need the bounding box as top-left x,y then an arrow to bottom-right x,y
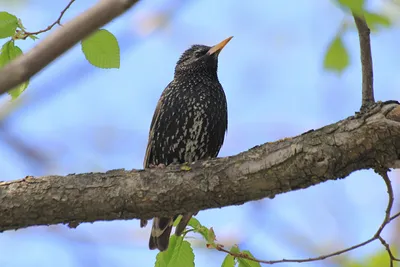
143,83 -> 171,168
143,98 -> 162,168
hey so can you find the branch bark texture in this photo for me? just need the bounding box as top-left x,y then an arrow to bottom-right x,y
2,102 -> 400,232
0,0 -> 138,95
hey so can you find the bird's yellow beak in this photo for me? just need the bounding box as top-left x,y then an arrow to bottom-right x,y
207,36 -> 233,56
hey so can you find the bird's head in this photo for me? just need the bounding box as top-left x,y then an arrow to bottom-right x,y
174,36 -> 233,77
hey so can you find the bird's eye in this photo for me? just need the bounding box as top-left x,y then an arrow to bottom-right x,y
194,50 -> 206,58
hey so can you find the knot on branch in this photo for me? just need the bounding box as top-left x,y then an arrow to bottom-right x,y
386,105 -> 400,122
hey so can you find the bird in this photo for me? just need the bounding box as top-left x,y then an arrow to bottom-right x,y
141,36 -> 232,251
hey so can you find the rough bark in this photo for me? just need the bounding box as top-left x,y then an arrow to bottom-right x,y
1,102 -> 400,232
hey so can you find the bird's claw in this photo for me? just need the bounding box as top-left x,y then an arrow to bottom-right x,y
149,163 -> 166,169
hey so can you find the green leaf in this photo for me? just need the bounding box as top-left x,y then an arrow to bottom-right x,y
9,79 -> 29,100
17,18 -> 25,31
195,226 -> 209,241
323,35 -> 349,73
0,41 -> 28,99
81,29 -> 120,69
188,217 -> 210,241
364,12 -> 391,31
0,12 -> 18,39
221,254 -> 235,267
169,237 -> 195,267
336,0 -> 365,14
155,235 -> 178,267
28,35 -> 39,41
237,251 -> 261,267
173,215 -> 183,227
180,165 -> 191,171
155,235 -> 195,267
188,217 -> 201,229
230,245 -> 240,254
207,227 -> 216,244
0,41 -> 12,67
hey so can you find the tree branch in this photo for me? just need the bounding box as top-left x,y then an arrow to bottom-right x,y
0,0 -> 139,96
353,12 -> 375,110
1,102 -> 400,232
214,167 -> 400,264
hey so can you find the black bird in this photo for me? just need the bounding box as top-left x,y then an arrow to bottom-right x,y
141,37 -> 232,251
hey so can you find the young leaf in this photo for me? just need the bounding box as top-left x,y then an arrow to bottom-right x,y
173,215 -> 183,227
155,235 -> 178,267
28,35 -> 39,41
207,227 -> 216,244
188,217 -> 210,241
155,235 -> 195,267
336,0 -> 364,14
323,35 -> 349,73
0,12 -> 18,39
364,12 -> 391,31
0,40 -> 29,99
9,79 -> 29,100
17,18 -> 26,31
169,237 -> 195,267
81,29 -> 120,69
221,255 -> 235,267
0,42 -> 11,67
188,217 -> 201,229
237,250 -> 261,267
196,226 -> 210,241
230,245 -> 240,254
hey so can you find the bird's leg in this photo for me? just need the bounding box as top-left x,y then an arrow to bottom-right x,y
148,163 -> 166,169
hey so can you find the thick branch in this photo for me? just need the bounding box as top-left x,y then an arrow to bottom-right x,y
1,102 -> 400,232
0,0 -> 138,95
353,13 -> 375,109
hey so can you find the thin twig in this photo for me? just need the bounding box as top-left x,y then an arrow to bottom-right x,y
378,236 -> 400,267
352,12 -> 375,110
374,170 -> 393,236
22,0 -> 76,38
390,211 -> 400,222
375,170 -> 399,266
215,170 -> 399,265
216,238 -> 375,264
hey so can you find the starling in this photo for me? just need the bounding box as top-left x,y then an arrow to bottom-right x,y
141,36 -> 232,251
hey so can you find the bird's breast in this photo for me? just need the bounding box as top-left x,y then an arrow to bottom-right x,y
151,78 -> 227,165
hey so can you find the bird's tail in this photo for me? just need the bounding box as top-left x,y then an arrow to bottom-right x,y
149,217 -> 174,251
149,213 -> 195,251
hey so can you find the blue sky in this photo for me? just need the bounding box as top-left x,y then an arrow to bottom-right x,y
0,0 -> 400,266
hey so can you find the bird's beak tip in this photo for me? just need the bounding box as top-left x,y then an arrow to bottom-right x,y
207,36 -> 233,56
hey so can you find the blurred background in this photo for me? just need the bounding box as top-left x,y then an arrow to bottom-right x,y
0,0 -> 400,266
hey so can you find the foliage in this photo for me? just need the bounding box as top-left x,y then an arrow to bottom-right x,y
155,235 -> 195,267
323,0 -> 391,73
0,40 -> 28,99
324,35 -> 349,73
0,12 -> 18,39
154,217 -> 261,267
81,29 -> 120,69
0,9 -> 120,100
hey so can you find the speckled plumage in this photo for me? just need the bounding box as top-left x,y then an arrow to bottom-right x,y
142,38 -> 232,251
